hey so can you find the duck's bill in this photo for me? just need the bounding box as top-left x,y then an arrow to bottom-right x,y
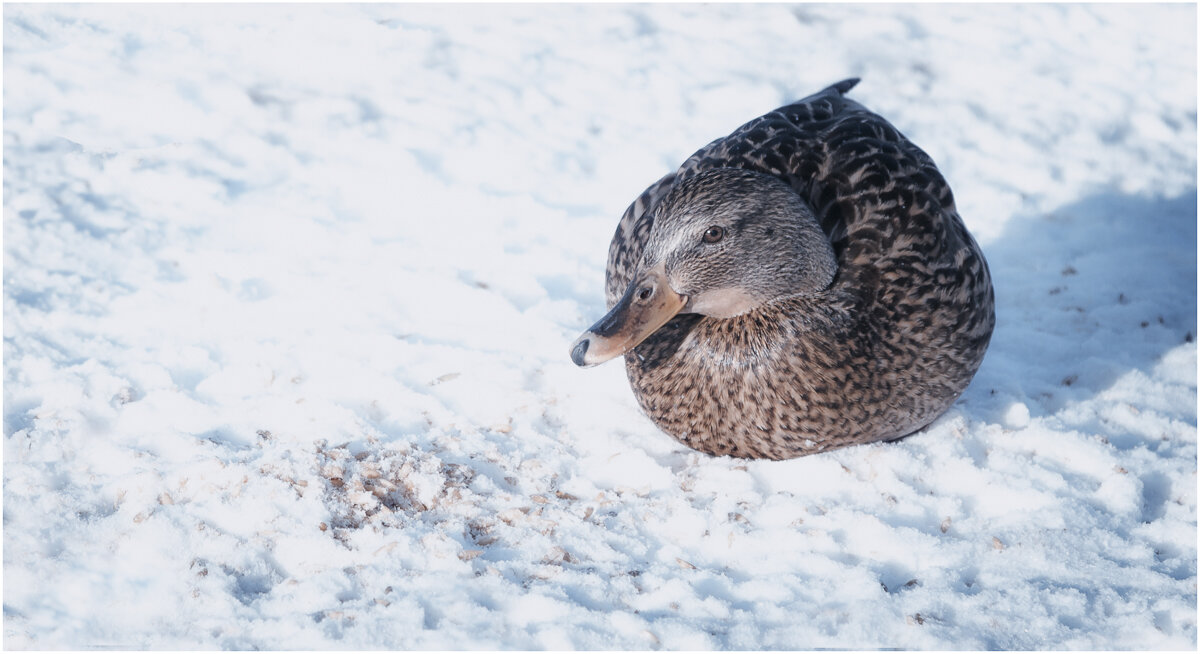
570,264 -> 687,367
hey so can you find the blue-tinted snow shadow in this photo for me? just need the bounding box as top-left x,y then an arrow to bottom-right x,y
960,189 -> 1197,426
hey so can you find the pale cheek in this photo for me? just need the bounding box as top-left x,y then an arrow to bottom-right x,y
689,287 -> 759,319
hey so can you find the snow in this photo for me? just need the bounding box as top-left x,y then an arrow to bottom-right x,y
3,2 -> 1195,649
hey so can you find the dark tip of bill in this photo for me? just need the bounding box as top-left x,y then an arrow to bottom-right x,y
570,338 -> 590,367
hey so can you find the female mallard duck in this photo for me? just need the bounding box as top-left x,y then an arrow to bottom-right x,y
570,79 -> 995,460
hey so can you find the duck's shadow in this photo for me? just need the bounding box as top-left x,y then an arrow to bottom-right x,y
960,189 -> 1197,423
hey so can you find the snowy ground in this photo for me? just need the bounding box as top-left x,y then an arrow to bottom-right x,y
3,3 -> 1196,650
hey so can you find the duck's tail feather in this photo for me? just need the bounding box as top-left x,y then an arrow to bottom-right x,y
794,78 -> 861,105
827,78 -> 860,95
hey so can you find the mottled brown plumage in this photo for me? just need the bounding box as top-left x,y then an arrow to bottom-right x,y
576,79 -> 995,460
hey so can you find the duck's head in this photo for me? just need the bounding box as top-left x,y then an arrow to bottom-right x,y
571,168 -> 837,367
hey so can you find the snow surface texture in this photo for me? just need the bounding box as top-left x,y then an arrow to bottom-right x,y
3,3 -> 1196,649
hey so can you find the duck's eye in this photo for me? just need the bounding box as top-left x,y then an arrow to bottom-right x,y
702,226 -> 725,244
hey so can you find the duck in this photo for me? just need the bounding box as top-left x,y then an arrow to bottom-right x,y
569,78 -> 995,460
